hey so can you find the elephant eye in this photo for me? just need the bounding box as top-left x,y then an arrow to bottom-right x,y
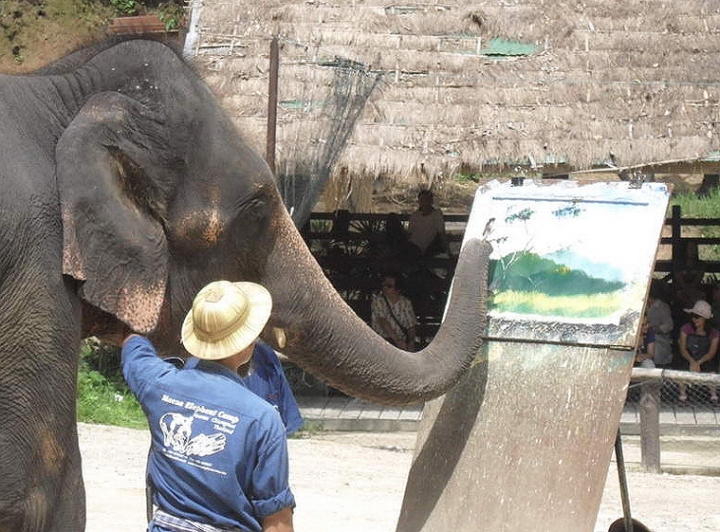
241,197 -> 268,223
232,196 -> 270,246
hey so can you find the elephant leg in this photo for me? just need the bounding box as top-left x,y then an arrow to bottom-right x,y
0,270 -> 85,531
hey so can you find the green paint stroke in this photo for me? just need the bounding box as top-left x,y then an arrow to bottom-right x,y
488,252 -> 626,317
491,290 -> 624,318
491,252 -> 624,296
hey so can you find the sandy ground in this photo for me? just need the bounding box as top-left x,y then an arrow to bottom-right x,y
79,423 -> 720,532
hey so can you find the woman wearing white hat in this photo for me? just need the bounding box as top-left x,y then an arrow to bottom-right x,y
677,299 -> 719,405
121,280 -> 295,532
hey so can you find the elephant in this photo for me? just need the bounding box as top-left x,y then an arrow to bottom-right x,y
0,37 -> 491,531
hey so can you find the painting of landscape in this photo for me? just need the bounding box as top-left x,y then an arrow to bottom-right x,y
462,180 -> 670,346
490,250 -> 625,319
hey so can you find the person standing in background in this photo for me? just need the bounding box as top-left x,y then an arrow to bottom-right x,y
408,189 -> 447,258
635,313 -> 656,368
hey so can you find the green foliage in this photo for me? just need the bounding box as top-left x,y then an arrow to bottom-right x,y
104,0 -> 186,28
109,0 -> 138,16
289,420 -> 325,438
157,1 -> 185,31
77,339 -> 147,429
77,368 -> 147,429
309,219 -> 332,232
671,187 -> 720,218
455,172 -> 481,184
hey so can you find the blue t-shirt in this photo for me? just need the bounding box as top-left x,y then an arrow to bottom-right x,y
122,336 -> 295,531
185,343 -> 304,436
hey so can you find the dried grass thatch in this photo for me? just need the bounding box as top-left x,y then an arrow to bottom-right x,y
186,0 -> 720,206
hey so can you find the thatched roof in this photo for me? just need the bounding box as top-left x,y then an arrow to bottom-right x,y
185,0 -> 720,192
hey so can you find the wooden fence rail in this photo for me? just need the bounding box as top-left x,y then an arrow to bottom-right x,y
656,205 -> 720,274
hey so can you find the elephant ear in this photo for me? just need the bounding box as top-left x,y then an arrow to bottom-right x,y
58,92 -> 171,334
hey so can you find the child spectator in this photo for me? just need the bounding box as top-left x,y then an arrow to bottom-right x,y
635,314 -> 656,368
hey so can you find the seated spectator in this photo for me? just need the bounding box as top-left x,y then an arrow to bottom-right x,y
645,279 -> 673,368
677,300 -> 719,405
408,189 -> 448,258
371,273 -> 417,351
635,314 -> 656,368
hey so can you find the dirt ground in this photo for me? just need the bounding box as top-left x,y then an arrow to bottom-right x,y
79,423 -> 720,532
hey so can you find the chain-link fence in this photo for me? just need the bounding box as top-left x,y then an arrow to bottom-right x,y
624,367 -> 720,474
275,54 -> 383,228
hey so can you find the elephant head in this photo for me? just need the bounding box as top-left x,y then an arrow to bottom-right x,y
57,38 -> 491,406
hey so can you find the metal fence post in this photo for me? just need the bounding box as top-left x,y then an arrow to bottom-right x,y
670,204 -> 682,270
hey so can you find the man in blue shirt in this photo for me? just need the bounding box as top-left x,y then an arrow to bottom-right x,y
184,342 -> 304,436
121,280 -> 295,532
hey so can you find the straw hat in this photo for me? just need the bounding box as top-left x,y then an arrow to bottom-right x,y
684,299 -> 713,320
181,280 -> 272,361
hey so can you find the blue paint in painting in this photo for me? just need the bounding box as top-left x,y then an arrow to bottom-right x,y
546,249 -> 625,282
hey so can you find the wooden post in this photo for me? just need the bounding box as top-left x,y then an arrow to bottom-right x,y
638,380 -> 661,473
670,205 -> 682,274
266,36 -> 279,174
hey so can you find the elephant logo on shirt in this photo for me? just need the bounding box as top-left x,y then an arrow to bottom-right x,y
159,413 -> 226,457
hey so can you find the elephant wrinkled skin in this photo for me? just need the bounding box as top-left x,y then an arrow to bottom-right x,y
0,38 -> 491,531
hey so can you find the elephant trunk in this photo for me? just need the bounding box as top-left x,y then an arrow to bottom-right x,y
262,212 -> 491,406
